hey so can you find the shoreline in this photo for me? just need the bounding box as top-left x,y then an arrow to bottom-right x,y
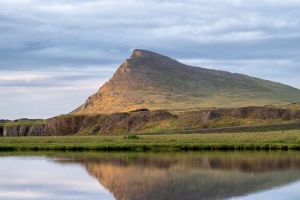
1,130 -> 300,151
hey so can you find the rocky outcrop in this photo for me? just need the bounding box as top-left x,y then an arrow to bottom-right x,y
45,115 -> 87,136
2,124 -> 45,137
230,106 -> 300,120
3,126 -> 19,137
291,110 -> 300,119
177,110 -> 221,128
29,124 -> 46,136
99,110 -> 175,133
45,110 -> 176,135
1,106 -> 300,137
45,114 -> 114,136
231,107 -> 290,120
173,106 -> 300,130
19,125 -> 29,136
179,107 -> 300,124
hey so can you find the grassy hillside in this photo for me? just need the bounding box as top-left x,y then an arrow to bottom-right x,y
72,49 -> 300,114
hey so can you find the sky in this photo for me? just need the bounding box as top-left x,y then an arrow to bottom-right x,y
1,0 -> 300,119
0,156 -> 115,199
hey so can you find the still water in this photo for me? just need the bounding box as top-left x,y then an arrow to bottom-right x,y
1,151 -> 300,200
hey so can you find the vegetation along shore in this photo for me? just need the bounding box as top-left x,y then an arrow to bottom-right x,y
1,130 -> 300,151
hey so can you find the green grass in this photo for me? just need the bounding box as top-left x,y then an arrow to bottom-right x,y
124,135 -> 140,139
1,130 -> 300,151
278,102 -> 300,110
0,120 -> 45,127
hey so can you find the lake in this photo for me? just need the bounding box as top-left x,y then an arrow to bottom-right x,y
1,151 -> 300,200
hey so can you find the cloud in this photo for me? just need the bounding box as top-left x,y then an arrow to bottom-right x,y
0,0 -> 299,118
0,191 -> 47,199
0,67 -> 115,88
0,74 -> 50,82
0,68 -> 113,119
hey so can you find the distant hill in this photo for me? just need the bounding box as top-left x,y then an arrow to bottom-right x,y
71,49 -> 300,114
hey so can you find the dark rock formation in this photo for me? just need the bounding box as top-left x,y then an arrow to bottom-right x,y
45,110 -> 176,135
2,124 -> 45,137
29,124 -> 45,136
0,126 -> 3,137
1,106 -> 300,137
45,115 -> 107,136
180,106 -> 300,123
79,115 -> 107,133
3,126 -> 19,137
291,110 -> 300,119
98,110 -> 175,133
45,115 -> 87,136
231,106 -> 300,120
19,125 -> 28,136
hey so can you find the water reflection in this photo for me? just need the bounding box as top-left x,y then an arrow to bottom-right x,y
1,151 -> 300,200
0,156 -> 114,200
53,151 -> 300,200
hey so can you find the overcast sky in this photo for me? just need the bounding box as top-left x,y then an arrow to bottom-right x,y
1,0 -> 300,119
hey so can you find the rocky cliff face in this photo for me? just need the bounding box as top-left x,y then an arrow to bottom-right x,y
178,106 -> 300,124
2,124 -> 45,137
45,115 -> 88,136
45,110 -> 175,135
44,114 -> 111,136
44,106 -> 300,136
1,106 -> 300,137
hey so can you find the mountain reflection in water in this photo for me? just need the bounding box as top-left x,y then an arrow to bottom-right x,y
53,151 -> 300,200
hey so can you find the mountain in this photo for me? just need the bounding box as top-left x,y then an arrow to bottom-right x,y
71,49 -> 300,114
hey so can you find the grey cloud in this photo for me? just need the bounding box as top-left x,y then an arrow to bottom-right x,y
1,0 -> 299,65
0,68 -> 115,88
0,0 -> 299,118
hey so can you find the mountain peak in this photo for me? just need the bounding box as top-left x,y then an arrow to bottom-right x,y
129,49 -> 177,64
131,49 -> 145,57
70,50 -> 300,114
131,49 -> 162,57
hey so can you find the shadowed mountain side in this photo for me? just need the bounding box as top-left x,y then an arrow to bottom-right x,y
53,152 -> 300,200
71,49 -> 300,114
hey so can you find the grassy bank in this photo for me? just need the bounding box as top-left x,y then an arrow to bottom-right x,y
1,130 -> 300,151
0,120 -> 45,127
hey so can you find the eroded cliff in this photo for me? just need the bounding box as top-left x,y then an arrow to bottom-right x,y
2,124 -> 45,136
1,106 -> 300,137
45,110 -> 175,136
